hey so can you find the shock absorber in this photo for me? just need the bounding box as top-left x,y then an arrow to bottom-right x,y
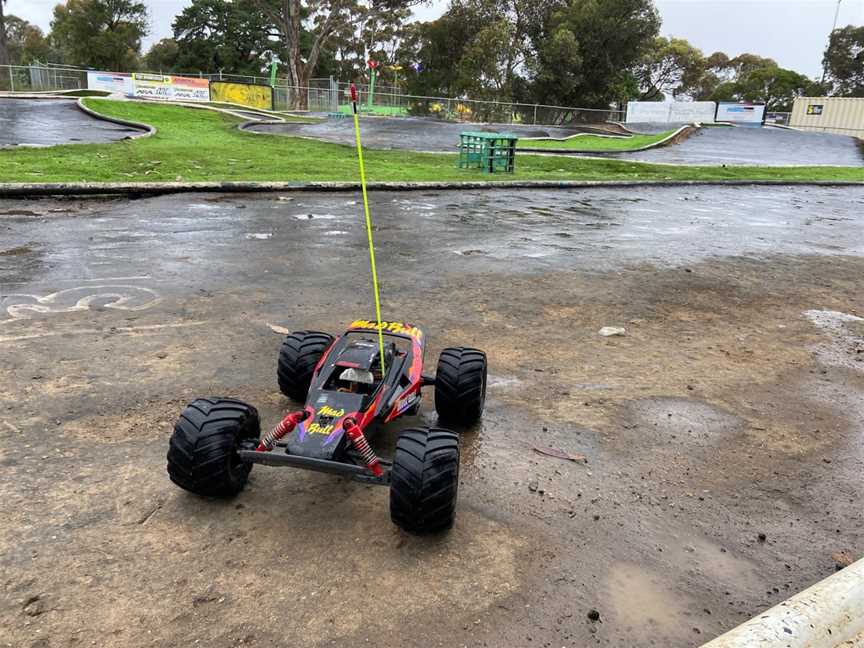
343,417 -> 383,477
257,410 -> 309,451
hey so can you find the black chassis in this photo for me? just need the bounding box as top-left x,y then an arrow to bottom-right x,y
237,321 -> 430,485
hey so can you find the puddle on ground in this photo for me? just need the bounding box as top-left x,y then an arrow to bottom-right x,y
291,213 -> 339,220
620,397 -> 744,446
605,563 -> 693,639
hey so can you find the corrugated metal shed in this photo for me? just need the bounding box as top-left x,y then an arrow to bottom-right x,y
790,97 -> 864,136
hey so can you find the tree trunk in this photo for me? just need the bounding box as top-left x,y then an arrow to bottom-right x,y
249,0 -> 353,111
284,0 -> 307,109
250,0 -> 308,110
0,0 -> 10,68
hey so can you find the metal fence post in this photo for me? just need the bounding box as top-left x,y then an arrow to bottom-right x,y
533,104 -> 538,125
9,67 -> 14,92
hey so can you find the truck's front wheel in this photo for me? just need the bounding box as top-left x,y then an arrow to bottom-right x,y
390,427 -> 460,534
167,397 -> 260,497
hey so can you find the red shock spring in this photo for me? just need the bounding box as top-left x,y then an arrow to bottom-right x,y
257,410 -> 308,451
343,418 -> 383,477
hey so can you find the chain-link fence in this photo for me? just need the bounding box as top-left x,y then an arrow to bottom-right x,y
322,80 -> 624,125
765,111 -> 792,126
0,63 -> 625,125
0,64 -> 88,92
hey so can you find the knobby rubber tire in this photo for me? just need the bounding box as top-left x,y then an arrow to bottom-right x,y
434,347 -> 487,425
167,397 -> 260,497
390,427 -> 460,534
277,331 -> 334,401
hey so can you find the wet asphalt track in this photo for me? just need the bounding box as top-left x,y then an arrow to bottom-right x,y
3,186 -> 863,287
245,117 -> 617,151
0,98 -> 142,147
250,117 -> 864,167
614,125 -> 864,167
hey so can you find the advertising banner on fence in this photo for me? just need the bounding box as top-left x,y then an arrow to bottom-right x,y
86,71 -> 133,95
716,102 -> 765,125
130,74 -> 210,102
626,101 -> 716,124
210,81 -> 273,110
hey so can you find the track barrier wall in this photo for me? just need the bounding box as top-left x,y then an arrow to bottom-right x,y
210,81 -> 274,110
626,101 -> 716,123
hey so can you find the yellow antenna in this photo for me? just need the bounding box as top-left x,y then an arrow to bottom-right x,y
350,82 -> 386,374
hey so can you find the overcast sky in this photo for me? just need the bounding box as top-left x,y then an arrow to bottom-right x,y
5,0 -> 864,78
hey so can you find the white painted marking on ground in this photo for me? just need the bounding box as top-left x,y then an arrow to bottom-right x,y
487,375 -> 522,389
78,276 -> 152,282
0,320 -> 209,344
1,285 -> 160,323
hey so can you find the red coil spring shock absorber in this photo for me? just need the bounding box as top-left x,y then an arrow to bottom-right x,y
343,417 -> 383,477
257,410 -> 309,451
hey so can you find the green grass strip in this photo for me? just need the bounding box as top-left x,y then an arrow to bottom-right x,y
517,130 -> 676,152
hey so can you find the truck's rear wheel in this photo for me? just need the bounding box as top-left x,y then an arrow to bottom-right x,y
277,330 -> 334,401
167,398 -> 260,497
390,427 -> 459,534
434,347 -> 487,425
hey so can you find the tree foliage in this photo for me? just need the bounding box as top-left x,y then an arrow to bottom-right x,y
692,52 -> 822,111
51,0 -> 149,71
142,38 -> 181,72
1,0 -> 841,117
0,15 -> 52,65
397,8 -> 479,97
246,0 -> 419,106
823,25 -> 864,98
155,0 -> 279,75
530,0 -> 660,108
319,4 -> 411,81
635,36 -> 705,100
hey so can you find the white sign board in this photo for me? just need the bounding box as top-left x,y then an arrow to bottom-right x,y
131,74 -> 210,102
87,72 -> 210,102
716,102 -> 765,124
626,101 -> 716,124
86,71 -> 133,95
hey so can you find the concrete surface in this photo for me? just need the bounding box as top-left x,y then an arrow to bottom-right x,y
702,557 -> 864,648
0,99 -> 141,147
248,117 -> 864,167
1,186 -> 863,647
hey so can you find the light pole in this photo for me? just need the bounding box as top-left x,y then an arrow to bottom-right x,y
831,0 -> 843,34
821,0 -> 843,83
